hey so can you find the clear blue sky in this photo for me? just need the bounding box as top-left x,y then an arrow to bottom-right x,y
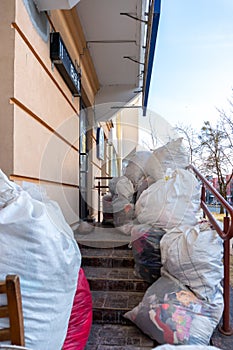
148,0 -> 233,129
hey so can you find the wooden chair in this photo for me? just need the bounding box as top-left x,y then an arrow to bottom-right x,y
0,275 -> 25,346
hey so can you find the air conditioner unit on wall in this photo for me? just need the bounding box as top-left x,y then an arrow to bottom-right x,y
33,0 -> 80,11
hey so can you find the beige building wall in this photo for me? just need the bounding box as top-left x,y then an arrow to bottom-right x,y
0,1 -> 15,176
119,96 -> 140,160
0,0 -> 99,225
0,0 -> 141,225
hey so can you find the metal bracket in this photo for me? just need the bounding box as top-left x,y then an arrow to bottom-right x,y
123,56 -> 145,65
120,12 -> 148,24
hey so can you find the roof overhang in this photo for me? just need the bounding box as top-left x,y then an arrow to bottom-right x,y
34,0 -> 161,120
76,0 -> 161,121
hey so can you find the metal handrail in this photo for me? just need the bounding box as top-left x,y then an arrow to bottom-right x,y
189,164 -> 233,335
94,176 -> 113,222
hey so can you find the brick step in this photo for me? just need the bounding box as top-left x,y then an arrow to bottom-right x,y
91,290 -> 144,324
83,266 -> 149,292
85,324 -> 156,350
80,247 -> 134,268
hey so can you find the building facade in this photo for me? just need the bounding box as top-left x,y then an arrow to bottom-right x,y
0,0 -> 160,227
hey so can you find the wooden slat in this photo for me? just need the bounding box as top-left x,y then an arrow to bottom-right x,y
0,275 -> 25,346
0,306 -> 9,318
6,275 -> 25,346
0,328 -> 11,341
0,282 -> 7,294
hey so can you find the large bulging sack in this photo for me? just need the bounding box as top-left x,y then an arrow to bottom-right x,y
112,201 -> 134,228
145,138 -> 190,181
0,170 -> 81,350
108,176 -> 134,201
104,176 -> 135,228
135,169 -> 201,229
124,151 -> 151,186
135,176 -> 156,202
160,222 -> 223,301
102,194 -> 134,228
124,271 -> 223,346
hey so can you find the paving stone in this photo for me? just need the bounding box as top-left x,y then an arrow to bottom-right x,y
92,290 -> 143,310
211,285 -> 233,350
85,324 -> 155,350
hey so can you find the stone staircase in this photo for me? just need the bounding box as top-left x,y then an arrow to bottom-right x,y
75,231 -> 233,350
79,243 -> 158,350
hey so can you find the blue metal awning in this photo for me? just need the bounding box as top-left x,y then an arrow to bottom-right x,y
143,0 -> 161,114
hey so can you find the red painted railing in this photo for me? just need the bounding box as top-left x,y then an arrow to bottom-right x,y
189,164 -> 233,335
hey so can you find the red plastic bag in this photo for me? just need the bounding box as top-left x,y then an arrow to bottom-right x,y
63,268 -> 92,350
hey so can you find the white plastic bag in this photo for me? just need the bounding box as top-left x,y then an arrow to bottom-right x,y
160,222 -> 223,301
145,138 -> 190,181
124,271 -> 223,346
124,151 -> 151,186
0,171 -> 81,350
109,176 -> 134,201
135,169 -> 201,229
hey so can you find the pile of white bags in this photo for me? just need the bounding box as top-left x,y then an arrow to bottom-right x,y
0,170 -> 81,350
122,138 -> 224,346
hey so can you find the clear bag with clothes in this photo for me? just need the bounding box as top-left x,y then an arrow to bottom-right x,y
124,271 -> 223,346
131,224 -> 165,283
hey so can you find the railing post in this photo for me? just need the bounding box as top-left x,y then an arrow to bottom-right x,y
219,216 -> 233,335
201,185 -> 206,218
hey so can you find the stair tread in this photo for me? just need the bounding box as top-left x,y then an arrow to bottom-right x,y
91,290 -> 143,310
80,247 -> 133,259
75,225 -> 130,248
80,242 -> 154,345
83,266 -> 143,281
85,324 -> 155,349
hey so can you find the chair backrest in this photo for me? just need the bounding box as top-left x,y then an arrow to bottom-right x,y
0,275 -> 25,346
